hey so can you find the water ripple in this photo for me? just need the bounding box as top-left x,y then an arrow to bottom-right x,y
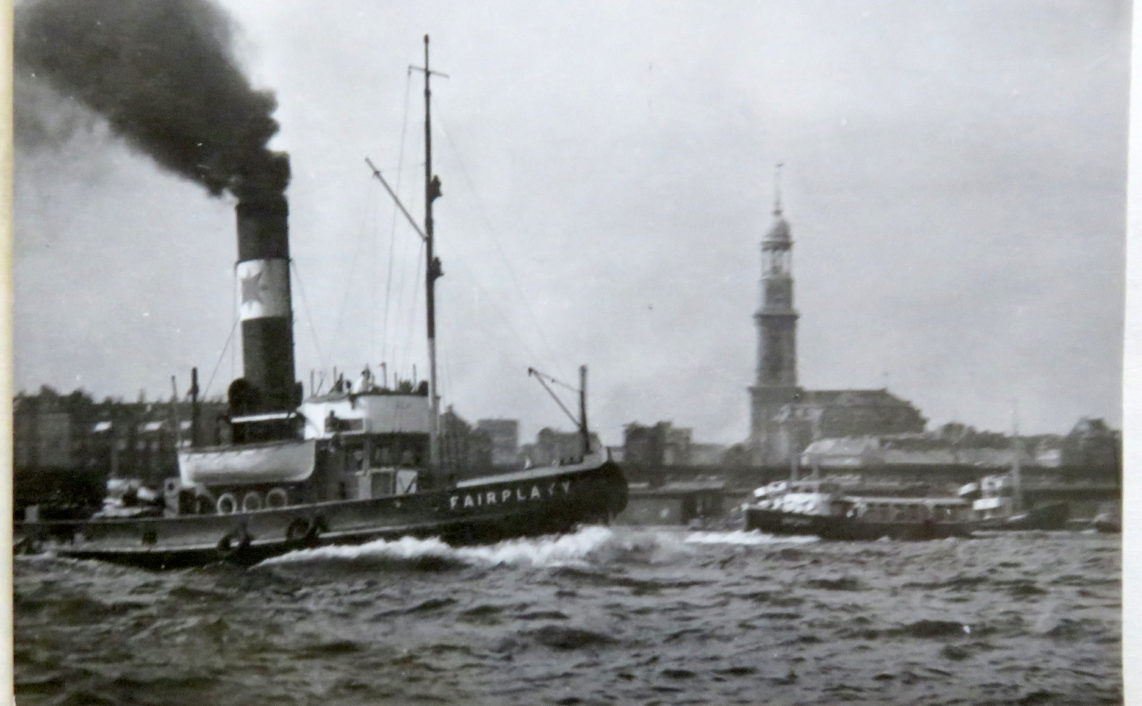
14,527 -> 1120,705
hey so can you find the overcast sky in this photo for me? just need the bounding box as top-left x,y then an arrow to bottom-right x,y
13,0 -> 1128,446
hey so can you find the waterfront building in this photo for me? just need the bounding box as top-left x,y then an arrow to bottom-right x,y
623,421 -> 694,467
12,387 -> 226,512
476,418 -> 520,468
1061,417 -> 1120,471
689,442 -> 729,466
520,427 -> 601,467
438,406 -> 495,479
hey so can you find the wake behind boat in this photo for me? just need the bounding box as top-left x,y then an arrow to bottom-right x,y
14,36 -> 627,569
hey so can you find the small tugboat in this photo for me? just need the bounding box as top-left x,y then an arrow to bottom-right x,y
956,425 -> 1069,531
957,475 -> 1069,531
1089,512 -> 1121,534
14,36 -> 627,569
1077,503 -> 1121,534
744,479 -> 974,541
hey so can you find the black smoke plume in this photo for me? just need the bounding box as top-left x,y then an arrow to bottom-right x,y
15,0 -> 288,200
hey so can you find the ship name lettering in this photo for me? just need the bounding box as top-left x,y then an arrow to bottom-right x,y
448,479 -> 574,512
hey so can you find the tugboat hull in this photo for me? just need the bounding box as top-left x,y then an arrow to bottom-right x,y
16,461 -> 627,570
972,501 -> 1070,532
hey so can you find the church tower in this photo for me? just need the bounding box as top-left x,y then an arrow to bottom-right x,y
749,166 -> 801,464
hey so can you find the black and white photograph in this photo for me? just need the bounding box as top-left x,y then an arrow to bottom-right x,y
10,1 -> 1128,703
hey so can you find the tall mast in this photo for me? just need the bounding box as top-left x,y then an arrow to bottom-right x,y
579,365 -> 589,455
422,35 -> 443,470
1011,405 -> 1023,511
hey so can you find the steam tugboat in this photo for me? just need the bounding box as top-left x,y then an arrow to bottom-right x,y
15,36 -> 627,569
957,474 -> 1069,531
957,420 -> 1069,531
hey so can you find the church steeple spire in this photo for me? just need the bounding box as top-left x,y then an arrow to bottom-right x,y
749,164 -> 800,463
756,170 -> 797,384
773,162 -> 784,216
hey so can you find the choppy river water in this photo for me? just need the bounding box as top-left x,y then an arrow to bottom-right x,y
14,527 -> 1120,705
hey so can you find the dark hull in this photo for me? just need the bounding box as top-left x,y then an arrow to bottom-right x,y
972,502 -> 1070,532
15,461 -> 627,570
745,506 -> 973,541
1092,515 -> 1121,534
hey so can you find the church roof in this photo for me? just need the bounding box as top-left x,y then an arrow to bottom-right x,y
801,436 -> 889,468
797,389 -> 917,408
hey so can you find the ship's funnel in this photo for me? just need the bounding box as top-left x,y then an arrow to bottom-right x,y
232,179 -> 298,414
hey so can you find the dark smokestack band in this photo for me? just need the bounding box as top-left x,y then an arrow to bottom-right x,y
237,195 -> 289,260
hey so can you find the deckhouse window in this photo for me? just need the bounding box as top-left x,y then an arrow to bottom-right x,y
371,444 -> 395,467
